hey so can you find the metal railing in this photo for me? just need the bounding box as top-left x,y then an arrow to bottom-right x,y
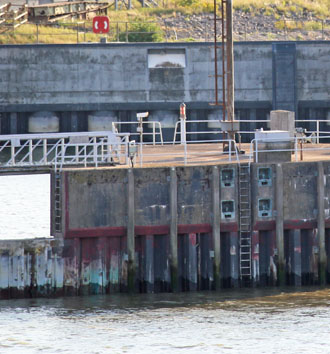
133,138 -> 240,168
0,17 -> 329,44
249,135 -> 330,164
111,120 -> 164,145
173,118 -> 330,144
0,131 -> 130,169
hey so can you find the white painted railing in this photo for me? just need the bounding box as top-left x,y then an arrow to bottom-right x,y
132,139 -> 240,168
111,120 -> 164,145
249,135 -> 330,164
0,131 -> 130,169
172,119 -> 330,144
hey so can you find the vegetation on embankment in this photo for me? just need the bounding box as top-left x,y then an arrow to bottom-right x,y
0,0 -> 329,44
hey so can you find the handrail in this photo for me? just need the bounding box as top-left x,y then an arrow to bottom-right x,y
0,131 -> 130,169
249,135 -> 330,164
172,118 -> 330,144
111,120 -> 163,145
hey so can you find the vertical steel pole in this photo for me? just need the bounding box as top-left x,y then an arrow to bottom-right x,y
226,0 -> 234,124
213,0 -> 218,106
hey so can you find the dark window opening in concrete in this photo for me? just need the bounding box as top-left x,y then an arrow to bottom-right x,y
258,198 -> 272,218
258,167 -> 272,186
148,49 -> 186,68
0,174 -> 51,239
221,200 -> 235,219
221,168 -> 235,188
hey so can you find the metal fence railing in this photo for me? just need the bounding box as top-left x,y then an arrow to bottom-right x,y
0,17 -> 329,44
0,131 -> 130,169
172,119 -> 330,145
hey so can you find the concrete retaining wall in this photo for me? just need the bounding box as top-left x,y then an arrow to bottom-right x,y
0,42 -> 329,137
1,160 -> 330,298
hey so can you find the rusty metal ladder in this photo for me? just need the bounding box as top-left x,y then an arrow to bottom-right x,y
54,172 -> 62,233
239,163 -> 252,284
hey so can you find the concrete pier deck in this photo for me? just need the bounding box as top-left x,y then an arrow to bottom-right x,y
95,142 -> 330,168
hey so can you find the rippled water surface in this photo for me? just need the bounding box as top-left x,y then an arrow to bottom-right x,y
1,176 -> 330,353
1,289 -> 330,353
0,174 -> 50,239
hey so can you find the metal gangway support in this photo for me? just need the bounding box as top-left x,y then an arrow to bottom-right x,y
0,131 -> 130,170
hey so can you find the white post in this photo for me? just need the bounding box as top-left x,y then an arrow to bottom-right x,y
180,118 -> 186,145
184,141 -> 187,165
294,137 -> 298,162
29,140 -> 33,164
316,120 -> 320,144
180,103 -> 187,145
43,139 -> 47,164
140,142 -> 143,167
153,122 -> 156,146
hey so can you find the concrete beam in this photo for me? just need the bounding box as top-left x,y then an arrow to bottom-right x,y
170,167 -> 178,292
212,166 -> 221,290
276,163 -> 285,286
127,169 -> 135,292
317,161 -> 327,285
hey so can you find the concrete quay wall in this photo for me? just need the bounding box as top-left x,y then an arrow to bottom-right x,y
0,41 -> 329,138
1,161 -> 330,298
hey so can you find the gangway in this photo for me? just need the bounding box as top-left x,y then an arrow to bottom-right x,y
0,131 -> 130,170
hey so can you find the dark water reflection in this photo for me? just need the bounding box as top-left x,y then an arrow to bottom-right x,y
1,287 -> 330,353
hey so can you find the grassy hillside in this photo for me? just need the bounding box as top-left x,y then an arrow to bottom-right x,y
0,0 -> 329,44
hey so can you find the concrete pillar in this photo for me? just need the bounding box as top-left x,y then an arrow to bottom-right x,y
71,112 -> 78,132
290,230 -> 301,286
144,235 -> 154,293
127,169 -> 135,292
170,167 -> 178,292
212,166 -> 221,290
230,232 -> 239,287
10,112 -> 17,134
317,161 -> 327,285
276,163 -> 285,286
251,231 -> 260,285
188,233 -> 198,291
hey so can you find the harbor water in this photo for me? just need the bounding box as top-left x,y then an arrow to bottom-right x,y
0,175 -> 330,353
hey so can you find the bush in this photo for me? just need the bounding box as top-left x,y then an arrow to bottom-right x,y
119,21 -> 164,42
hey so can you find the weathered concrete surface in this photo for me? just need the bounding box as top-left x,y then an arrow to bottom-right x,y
2,160 -> 330,298
0,42 -> 329,136
0,238 -> 63,299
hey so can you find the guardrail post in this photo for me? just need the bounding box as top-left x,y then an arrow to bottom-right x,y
125,22 -> 128,42
43,139 -> 47,164
139,142 -> 143,167
184,142 -> 187,165
317,120 -> 320,144
152,122 -> 156,146
29,140 -> 33,164
255,139 -> 258,163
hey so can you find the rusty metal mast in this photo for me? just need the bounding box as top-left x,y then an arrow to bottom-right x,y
212,0 -> 235,142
